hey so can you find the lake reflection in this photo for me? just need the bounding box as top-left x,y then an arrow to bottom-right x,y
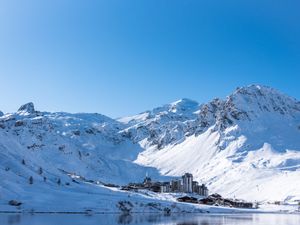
0,213 -> 300,225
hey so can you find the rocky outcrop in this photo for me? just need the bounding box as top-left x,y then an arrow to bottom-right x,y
18,102 -> 36,114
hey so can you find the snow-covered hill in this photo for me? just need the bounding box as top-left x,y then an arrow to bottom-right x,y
1,84 -> 300,211
122,85 -> 300,202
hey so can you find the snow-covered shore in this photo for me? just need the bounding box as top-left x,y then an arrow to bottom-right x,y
1,182 -> 298,214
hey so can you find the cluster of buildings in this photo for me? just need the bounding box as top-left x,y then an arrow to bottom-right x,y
120,173 -> 256,209
160,173 -> 208,196
123,173 -> 208,196
198,193 -> 254,209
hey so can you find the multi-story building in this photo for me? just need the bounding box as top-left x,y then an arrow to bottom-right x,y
160,182 -> 171,193
199,184 -> 209,196
171,179 -> 182,192
182,173 -> 193,193
192,181 -> 199,193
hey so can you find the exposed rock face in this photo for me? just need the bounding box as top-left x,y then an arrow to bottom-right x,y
18,102 -> 36,114
119,85 -> 300,150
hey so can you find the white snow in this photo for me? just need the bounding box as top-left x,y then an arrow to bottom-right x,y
1,84 -> 300,212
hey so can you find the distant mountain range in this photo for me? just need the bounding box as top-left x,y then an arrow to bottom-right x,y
1,84 -> 300,208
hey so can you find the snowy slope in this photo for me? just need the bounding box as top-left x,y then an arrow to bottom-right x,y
0,103 -> 172,213
1,84 -> 300,211
131,85 -> 300,202
0,103 -> 166,185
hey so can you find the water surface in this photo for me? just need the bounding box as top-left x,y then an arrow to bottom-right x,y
1,213 -> 300,225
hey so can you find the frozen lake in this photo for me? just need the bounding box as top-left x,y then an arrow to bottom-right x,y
1,213 -> 300,225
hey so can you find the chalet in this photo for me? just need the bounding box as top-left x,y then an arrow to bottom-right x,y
177,196 -> 198,204
199,193 -> 253,209
149,182 -> 162,193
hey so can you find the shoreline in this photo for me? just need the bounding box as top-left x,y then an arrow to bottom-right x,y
0,209 -> 297,215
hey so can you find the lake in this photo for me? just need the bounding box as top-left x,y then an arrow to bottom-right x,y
0,213 -> 300,225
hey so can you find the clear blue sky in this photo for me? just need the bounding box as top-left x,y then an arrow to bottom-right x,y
0,0 -> 299,118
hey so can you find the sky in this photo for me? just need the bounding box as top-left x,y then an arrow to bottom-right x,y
0,0 -> 299,118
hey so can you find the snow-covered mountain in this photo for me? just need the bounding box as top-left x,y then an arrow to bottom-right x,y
1,84 -> 300,210
129,85 -> 300,202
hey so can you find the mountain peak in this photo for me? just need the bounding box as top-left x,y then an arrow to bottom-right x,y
169,98 -> 199,113
18,102 -> 36,114
227,84 -> 300,118
234,84 -> 281,97
171,98 -> 198,106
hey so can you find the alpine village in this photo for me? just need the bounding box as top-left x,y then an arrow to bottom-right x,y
119,173 -> 253,209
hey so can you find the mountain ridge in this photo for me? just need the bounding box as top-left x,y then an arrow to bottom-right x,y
0,84 -> 300,204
